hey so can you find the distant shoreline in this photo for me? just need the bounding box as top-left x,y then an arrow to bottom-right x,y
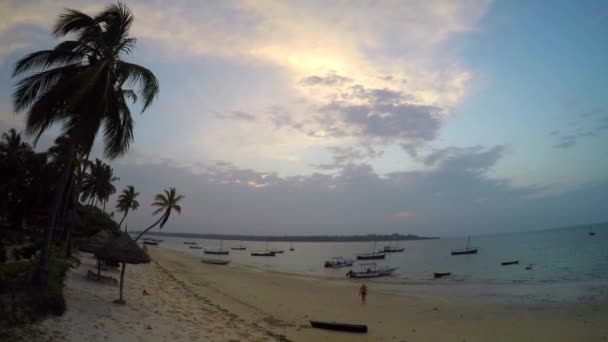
131,231 -> 439,242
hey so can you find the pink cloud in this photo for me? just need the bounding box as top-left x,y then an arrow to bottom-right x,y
391,211 -> 417,220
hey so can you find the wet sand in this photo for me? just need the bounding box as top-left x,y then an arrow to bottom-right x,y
33,247 -> 608,341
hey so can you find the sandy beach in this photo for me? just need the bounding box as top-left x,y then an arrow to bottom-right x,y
30,247 -> 608,341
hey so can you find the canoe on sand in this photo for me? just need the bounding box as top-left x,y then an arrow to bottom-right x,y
310,320 -> 367,333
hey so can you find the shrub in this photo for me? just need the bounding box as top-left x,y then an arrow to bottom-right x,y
77,205 -> 120,237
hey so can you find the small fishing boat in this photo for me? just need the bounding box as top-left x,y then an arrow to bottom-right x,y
346,262 -> 398,278
201,257 -> 230,265
184,241 -> 197,245
433,272 -> 451,278
324,257 -> 354,268
525,264 -> 533,270
501,260 -> 519,266
204,240 -> 230,255
251,251 -> 276,256
356,240 -> 386,260
143,241 -> 158,246
589,226 -> 596,236
231,241 -> 247,250
382,239 -> 405,253
451,236 -> 478,255
310,320 -> 367,333
189,246 -> 203,249
270,249 -> 284,254
289,241 -> 295,251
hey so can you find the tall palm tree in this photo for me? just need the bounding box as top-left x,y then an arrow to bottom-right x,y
116,185 -> 139,230
81,159 -> 119,210
134,188 -> 184,242
114,185 -> 139,305
12,2 -> 159,286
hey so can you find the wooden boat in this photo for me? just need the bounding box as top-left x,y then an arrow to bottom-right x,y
501,260 -> 519,266
589,226 -> 596,236
433,272 -> 451,278
251,251 -> 276,256
204,240 -> 230,255
201,257 -> 230,265
184,241 -> 197,245
525,264 -> 533,270
270,249 -> 284,254
356,240 -> 386,260
143,241 -> 158,245
451,236 -> 478,255
356,252 -> 385,260
310,320 -> 367,333
382,239 -> 405,253
231,241 -> 247,250
324,257 -> 354,268
346,262 -> 398,278
289,241 -> 295,251
189,246 -> 203,249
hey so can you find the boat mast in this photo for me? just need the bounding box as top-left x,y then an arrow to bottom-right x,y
466,235 -> 471,249
220,239 -> 223,251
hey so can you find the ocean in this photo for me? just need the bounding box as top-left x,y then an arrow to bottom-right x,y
152,223 -> 608,302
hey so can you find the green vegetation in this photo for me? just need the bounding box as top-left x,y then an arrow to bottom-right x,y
77,205 -> 121,237
132,232 -> 439,242
0,252 -> 78,339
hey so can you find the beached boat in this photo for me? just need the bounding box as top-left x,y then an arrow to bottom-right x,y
201,257 -> 230,265
310,320 -> 367,333
251,251 -> 276,256
433,272 -> 451,278
346,262 -> 398,278
204,240 -> 230,255
189,246 -> 203,249
184,241 -> 197,245
324,256 -> 354,268
451,236 -> 478,255
501,260 -> 519,266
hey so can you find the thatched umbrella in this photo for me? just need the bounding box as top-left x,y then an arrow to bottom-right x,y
78,229 -> 115,278
95,232 -> 150,304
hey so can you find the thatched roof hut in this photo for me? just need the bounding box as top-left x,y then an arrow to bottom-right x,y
78,229 -> 114,253
95,232 -> 150,264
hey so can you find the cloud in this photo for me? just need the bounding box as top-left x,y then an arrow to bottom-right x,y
214,110 -> 256,121
391,211 -> 417,220
550,107 -> 608,149
553,135 -> 577,149
312,145 -> 384,170
299,72 -> 353,86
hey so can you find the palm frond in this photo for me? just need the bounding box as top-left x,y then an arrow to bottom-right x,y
13,47 -> 85,77
116,62 -> 159,111
52,9 -> 99,38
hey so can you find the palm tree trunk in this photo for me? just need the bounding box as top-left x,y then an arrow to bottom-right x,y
65,152 -> 90,257
102,200 -> 106,212
32,144 -> 75,287
117,221 -> 129,304
134,216 -> 164,242
118,210 -> 128,230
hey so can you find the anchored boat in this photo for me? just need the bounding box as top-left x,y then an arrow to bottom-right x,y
204,240 -> 230,255
451,236 -> 478,255
346,262 -> 398,278
324,257 -> 354,268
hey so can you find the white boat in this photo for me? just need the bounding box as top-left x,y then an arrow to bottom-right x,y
324,256 -> 354,268
201,257 -> 230,265
346,262 -> 398,278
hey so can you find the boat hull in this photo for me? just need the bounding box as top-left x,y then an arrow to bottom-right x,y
346,268 -> 397,278
324,261 -> 354,268
201,258 -> 230,265
451,248 -> 478,255
500,261 -> 519,266
310,321 -> 367,333
383,247 -> 405,253
433,272 -> 451,278
204,250 -> 230,255
356,253 -> 385,260
189,246 -> 202,249
231,247 -> 247,250
251,252 -> 276,256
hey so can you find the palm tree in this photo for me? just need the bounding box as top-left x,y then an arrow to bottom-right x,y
80,159 -> 119,210
116,185 -> 139,230
12,2 -> 159,286
134,188 -> 184,242
114,185 -> 140,305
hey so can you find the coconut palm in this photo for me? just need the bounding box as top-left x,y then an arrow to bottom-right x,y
12,2 -> 159,286
116,185 -> 139,230
134,188 -> 184,242
80,159 -> 119,210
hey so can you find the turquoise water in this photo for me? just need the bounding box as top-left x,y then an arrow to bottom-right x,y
156,223 -> 608,285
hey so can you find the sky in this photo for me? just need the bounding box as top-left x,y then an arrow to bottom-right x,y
1,0 -> 607,237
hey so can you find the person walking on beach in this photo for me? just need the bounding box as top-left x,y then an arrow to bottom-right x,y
359,283 -> 368,304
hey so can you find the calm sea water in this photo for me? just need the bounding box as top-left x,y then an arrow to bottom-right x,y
153,223 -> 608,286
